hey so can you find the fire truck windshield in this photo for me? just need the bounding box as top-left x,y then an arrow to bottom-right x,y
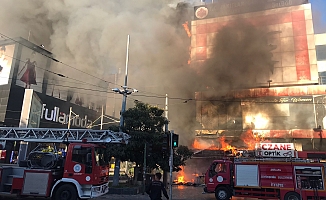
95,147 -> 109,166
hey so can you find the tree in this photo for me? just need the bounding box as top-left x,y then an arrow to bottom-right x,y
106,101 -> 193,184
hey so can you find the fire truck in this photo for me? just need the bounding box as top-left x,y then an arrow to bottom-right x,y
204,144 -> 326,200
0,127 -> 130,200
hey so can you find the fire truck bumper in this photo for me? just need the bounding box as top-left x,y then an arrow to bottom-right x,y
90,183 -> 109,198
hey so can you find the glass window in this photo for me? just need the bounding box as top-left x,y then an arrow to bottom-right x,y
72,147 -> 91,165
215,163 -> 227,173
95,147 -> 108,166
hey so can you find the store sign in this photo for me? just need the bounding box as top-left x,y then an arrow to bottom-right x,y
255,143 -> 295,158
41,104 -> 92,128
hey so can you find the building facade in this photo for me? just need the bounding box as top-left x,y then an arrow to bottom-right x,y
191,0 -> 326,150
0,38 -> 117,129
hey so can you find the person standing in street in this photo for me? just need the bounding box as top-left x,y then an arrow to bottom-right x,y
146,172 -> 169,200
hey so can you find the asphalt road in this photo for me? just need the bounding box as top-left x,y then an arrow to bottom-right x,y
99,185 -> 257,200
0,185 -> 257,200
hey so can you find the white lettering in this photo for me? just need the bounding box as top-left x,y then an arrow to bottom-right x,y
58,112 -> 67,124
271,182 -> 284,187
41,104 -> 92,128
278,176 -> 292,180
270,168 -> 281,172
44,108 -> 54,121
261,175 -> 276,179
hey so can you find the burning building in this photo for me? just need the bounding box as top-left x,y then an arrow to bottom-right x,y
189,0 -> 326,151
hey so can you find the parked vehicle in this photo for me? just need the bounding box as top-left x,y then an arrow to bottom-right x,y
0,127 -> 130,200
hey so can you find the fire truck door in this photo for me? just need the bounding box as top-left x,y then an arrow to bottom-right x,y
208,162 -> 229,184
65,146 -> 93,184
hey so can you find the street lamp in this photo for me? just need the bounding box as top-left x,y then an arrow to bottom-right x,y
111,35 -> 138,186
111,87 -> 138,131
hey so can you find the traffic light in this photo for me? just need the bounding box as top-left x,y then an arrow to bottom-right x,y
172,133 -> 179,148
162,133 -> 169,152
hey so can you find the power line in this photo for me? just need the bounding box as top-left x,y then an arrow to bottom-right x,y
5,76 -> 325,105
0,32 -> 184,100
0,32 -> 119,86
1,52 -> 112,91
3,34 -> 322,105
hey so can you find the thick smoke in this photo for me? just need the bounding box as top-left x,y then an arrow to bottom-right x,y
0,1 -> 296,147
0,0 -> 200,138
196,18 -> 276,94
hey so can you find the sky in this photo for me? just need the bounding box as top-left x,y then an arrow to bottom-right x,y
310,0 -> 326,33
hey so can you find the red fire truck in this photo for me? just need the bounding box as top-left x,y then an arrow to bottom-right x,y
0,127 -> 130,200
204,144 -> 326,200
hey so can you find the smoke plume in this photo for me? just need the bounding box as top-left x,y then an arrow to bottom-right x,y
0,0 -> 201,139
196,18 -> 276,94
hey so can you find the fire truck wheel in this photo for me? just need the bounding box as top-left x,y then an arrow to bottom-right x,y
284,191 -> 301,200
54,184 -> 78,200
215,186 -> 230,200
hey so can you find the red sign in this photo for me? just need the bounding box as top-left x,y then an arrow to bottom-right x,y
260,143 -> 293,151
255,143 -> 295,158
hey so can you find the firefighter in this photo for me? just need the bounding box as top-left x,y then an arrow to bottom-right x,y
146,172 -> 169,200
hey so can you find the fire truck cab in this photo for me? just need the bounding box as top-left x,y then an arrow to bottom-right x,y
0,127 -> 130,200
204,157 -> 326,200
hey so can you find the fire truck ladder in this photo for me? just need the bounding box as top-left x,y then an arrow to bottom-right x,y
0,127 -> 130,144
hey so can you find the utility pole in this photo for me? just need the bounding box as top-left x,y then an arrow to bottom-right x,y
143,143 -> 147,194
165,94 -> 173,200
112,35 -> 138,186
169,130 -> 174,200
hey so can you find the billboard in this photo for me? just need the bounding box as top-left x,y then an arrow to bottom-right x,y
0,44 -> 15,86
191,2 -> 317,86
16,46 -> 48,93
19,89 -> 42,128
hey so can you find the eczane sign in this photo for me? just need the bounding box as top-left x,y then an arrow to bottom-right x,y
255,143 -> 295,158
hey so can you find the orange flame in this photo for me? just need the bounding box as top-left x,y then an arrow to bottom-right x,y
240,129 -> 261,149
182,21 -> 191,37
178,176 -> 185,183
175,166 -> 186,183
192,130 -> 263,152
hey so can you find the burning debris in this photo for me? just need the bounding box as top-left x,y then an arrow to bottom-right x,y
173,166 -> 204,186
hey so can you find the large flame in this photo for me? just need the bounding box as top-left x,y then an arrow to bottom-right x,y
245,113 -> 269,129
192,130 -> 263,152
241,129 -> 261,149
175,166 -> 186,184
182,20 -> 192,65
182,21 -> 191,37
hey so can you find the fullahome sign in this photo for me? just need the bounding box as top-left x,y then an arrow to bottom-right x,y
41,104 -> 92,128
255,143 -> 295,158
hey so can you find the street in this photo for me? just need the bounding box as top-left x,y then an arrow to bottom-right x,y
98,185 -> 256,200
